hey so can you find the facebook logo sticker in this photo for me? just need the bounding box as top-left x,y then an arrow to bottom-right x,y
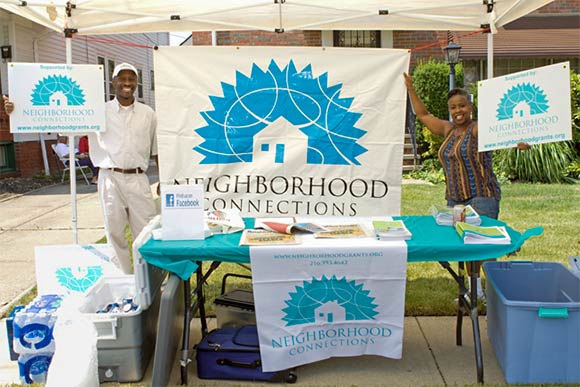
165,194 -> 175,208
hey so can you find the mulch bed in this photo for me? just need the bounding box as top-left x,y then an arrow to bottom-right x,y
0,177 -> 56,194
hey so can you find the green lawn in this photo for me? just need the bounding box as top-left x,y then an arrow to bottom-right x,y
200,182 -> 580,316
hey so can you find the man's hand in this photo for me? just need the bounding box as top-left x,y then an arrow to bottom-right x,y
3,96 -> 14,114
516,142 -> 531,150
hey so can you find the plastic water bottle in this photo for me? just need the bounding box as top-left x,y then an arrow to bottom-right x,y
12,294 -> 62,354
17,352 -> 53,384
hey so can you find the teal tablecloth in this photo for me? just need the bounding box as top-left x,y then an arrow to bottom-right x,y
138,216 -> 543,280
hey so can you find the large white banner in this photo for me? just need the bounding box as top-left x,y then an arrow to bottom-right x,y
478,62 -> 572,151
250,223 -> 407,371
7,63 -> 106,134
154,46 -> 410,217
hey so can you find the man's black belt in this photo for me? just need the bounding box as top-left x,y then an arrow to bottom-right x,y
109,167 -> 144,174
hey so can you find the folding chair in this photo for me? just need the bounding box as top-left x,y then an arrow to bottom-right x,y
51,143 -> 91,185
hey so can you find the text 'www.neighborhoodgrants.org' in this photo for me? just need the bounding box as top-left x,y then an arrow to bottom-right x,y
484,133 -> 566,149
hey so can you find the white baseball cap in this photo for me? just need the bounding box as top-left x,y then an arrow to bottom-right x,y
112,62 -> 138,78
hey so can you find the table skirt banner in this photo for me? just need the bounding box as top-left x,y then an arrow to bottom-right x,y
250,237 -> 407,372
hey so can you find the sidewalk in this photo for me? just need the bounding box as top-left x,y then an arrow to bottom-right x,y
0,182 -> 104,313
0,314 -> 507,386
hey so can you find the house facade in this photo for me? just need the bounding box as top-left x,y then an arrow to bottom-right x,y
185,1 -> 579,75
0,10 -> 169,178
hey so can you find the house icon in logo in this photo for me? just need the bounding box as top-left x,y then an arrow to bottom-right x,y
50,91 -> 68,107
254,117 -> 308,164
315,301 -> 346,323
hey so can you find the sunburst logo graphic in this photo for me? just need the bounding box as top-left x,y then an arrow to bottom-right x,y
282,275 -> 378,326
496,83 -> 549,121
55,266 -> 103,293
30,75 -> 86,106
194,60 -> 367,165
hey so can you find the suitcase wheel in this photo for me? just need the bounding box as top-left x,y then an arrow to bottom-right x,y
286,371 -> 298,384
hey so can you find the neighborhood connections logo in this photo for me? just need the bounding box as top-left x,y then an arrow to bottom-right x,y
55,266 -> 103,293
282,275 -> 378,326
194,60 -> 367,165
31,75 -> 86,106
497,83 -> 549,121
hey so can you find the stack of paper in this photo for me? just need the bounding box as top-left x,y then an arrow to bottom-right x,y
455,222 -> 511,244
372,220 -> 412,241
430,204 -> 482,226
313,224 -> 369,239
254,218 -> 328,234
239,229 -> 299,246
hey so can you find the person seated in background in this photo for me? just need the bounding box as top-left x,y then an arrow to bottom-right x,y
78,134 -> 99,179
54,135 -> 99,184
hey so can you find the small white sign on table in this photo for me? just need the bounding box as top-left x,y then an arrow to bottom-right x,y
7,63 -> 106,133
478,62 -> 572,151
161,184 -> 205,240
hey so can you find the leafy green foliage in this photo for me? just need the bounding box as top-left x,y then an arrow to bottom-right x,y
494,142 -> 576,183
411,60 -> 464,159
564,159 -> 580,181
404,158 -> 446,184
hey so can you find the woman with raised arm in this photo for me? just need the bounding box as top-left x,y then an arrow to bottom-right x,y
403,72 -> 529,298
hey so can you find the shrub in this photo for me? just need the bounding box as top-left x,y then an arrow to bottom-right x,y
411,60 -> 464,159
494,142 -> 576,183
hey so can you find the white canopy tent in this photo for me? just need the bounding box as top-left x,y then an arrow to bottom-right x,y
0,1 -> 554,34
0,0 -> 554,244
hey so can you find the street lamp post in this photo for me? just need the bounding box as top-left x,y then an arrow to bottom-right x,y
444,41 -> 462,91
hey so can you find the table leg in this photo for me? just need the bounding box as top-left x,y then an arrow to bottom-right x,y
196,261 -> 208,336
179,262 -> 223,385
468,261 -> 484,384
438,261 -> 484,384
180,278 -> 192,385
456,261 -> 465,346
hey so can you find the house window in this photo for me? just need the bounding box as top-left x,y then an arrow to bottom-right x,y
0,141 -> 16,173
333,31 -> 381,48
98,56 -> 116,101
107,59 -> 116,100
137,69 -> 144,100
150,70 -> 155,91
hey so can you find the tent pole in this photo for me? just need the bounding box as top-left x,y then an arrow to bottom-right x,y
486,33 -> 493,80
65,35 -> 79,244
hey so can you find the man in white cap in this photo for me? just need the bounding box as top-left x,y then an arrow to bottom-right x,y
88,62 -> 157,274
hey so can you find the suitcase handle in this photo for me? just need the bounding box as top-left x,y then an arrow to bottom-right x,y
216,358 -> 261,369
221,273 -> 253,295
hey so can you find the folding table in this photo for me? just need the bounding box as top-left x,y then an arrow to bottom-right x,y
139,215 -> 541,385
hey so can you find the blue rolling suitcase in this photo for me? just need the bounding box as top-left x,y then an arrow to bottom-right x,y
196,325 -> 297,383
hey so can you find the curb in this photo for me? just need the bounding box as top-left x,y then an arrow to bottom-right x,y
0,285 -> 36,319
